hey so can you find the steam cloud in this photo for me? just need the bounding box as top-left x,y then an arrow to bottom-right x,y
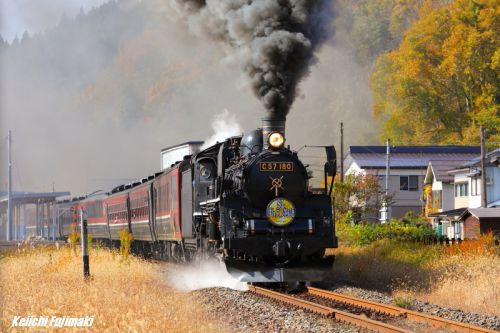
201,109 -> 242,149
166,259 -> 248,291
171,0 -> 332,120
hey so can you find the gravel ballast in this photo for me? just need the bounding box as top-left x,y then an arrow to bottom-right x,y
193,287 -> 360,333
327,284 -> 500,331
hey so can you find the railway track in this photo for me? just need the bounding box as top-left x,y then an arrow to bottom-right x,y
248,285 -> 497,333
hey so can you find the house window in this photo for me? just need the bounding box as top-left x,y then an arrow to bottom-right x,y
471,177 -> 480,196
400,176 -> 419,191
455,183 -> 468,197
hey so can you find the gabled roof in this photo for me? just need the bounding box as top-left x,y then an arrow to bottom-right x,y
460,208 -> 500,219
426,160 -> 471,183
348,146 -> 479,170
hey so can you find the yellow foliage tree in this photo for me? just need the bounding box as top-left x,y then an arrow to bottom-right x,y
371,0 -> 499,145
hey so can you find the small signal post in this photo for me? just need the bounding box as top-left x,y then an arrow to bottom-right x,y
80,208 -> 90,280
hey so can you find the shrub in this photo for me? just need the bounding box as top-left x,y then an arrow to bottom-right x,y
119,229 -> 134,260
87,233 -> 93,253
67,223 -> 80,256
337,219 -> 435,246
393,296 -> 413,309
444,232 -> 499,256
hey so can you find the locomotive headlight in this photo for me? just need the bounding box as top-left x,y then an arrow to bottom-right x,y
269,132 -> 284,149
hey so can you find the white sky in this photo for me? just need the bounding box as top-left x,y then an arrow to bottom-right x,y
0,0 -> 109,42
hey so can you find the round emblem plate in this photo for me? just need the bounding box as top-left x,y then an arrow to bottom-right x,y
266,197 -> 296,227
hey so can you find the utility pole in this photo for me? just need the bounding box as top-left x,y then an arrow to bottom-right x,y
7,130 -> 12,241
480,125 -> 487,208
340,122 -> 344,182
382,138 -> 391,223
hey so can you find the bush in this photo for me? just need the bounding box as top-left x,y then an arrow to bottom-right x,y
67,223 -> 80,256
394,296 -> 414,309
119,229 -> 134,260
337,218 -> 435,246
87,233 -> 93,253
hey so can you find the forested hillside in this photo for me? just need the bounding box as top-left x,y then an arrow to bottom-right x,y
333,0 -> 498,145
371,0 -> 499,145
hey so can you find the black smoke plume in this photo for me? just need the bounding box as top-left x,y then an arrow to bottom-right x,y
171,0 -> 332,120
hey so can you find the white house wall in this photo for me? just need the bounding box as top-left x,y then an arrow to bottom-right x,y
432,180 -> 443,191
346,162 -> 366,175
454,172 -> 470,209
452,166 -> 500,209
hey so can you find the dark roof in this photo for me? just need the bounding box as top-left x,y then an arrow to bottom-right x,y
455,148 -> 500,169
428,207 -> 467,218
348,146 -> 479,169
461,208 -> 500,219
350,146 -> 480,154
428,160 -> 470,182
161,141 -> 204,152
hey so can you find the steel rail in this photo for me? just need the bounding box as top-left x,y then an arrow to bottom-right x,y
307,287 -> 497,333
247,285 -> 411,333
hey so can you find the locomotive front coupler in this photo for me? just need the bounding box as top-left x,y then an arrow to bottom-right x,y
274,243 -> 303,268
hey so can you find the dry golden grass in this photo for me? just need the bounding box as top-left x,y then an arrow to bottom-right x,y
329,235 -> 500,315
420,253 -> 500,315
0,245 -> 231,332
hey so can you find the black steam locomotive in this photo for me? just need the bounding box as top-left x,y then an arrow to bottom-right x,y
54,117 -> 338,283
193,117 -> 338,282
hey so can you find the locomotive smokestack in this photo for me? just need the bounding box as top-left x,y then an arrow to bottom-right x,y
262,116 -> 286,149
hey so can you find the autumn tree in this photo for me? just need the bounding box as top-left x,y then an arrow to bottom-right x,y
371,0 -> 499,145
333,173 -> 390,223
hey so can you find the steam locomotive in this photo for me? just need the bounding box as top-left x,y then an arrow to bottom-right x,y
54,118 -> 338,282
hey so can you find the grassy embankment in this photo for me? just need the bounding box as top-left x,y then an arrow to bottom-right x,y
0,244 -> 229,332
328,221 -> 500,315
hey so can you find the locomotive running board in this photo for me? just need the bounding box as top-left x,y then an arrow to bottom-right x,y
224,257 -> 334,283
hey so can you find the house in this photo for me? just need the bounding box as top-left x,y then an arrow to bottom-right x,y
429,207 -> 500,240
427,148 -> 500,240
459,208 -> 500,239
344,146 -> 480,221
448,148 -> 500,209
424,160 -> 471,214
428,207 -> 467,239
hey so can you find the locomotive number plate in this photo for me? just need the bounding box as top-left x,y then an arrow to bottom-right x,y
259,162 -> 293,171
